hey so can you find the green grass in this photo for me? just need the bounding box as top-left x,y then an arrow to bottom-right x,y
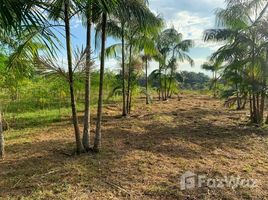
4,104 -> 84,129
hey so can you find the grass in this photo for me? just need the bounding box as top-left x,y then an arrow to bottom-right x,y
0,93 -> 268,199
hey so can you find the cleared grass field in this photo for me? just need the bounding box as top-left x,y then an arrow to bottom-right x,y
0,93 -> 268,199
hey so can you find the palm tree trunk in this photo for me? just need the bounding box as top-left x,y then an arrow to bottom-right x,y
235,82 -> 241,110
145,58 -> 149,104
260,80 -> 266,123
252,92 -> 258,123
121,24 -> 127,116
83,7 -> 92,151
167,76 -> 172,98
129,88 -> 132,113
158,63 -> 161,101
215,71 -> 217,97
164,68 -> 167,100
127,44 -> 132,113
64,0 -> 83,154
213,71 -> 217,98
93,13 -> 107,152
0,112 -> 4,159
249,93 -> 253,121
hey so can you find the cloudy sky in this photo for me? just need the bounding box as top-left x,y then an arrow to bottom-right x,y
60,0 -> 226,75
148,0 -> 225,74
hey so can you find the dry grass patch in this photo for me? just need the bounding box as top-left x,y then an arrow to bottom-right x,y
0,94 -> 268,199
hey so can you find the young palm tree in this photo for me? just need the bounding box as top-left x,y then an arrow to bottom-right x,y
202,60 -> 223,98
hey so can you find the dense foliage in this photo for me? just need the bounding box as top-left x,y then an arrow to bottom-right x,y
203,0 -> 268,124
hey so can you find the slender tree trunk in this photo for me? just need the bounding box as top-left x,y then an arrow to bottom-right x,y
127,45 -> 132,113
164,69 -> 167,100
158,63 -> 162,101
256,92 -> 261,123
93,13 -> 107,152
83,8 -> 92,151
251,36 -> 259,124
121,24 -> 127,116
129,88 -> 132,113
235,82 -> 241,110
0,112 -> 4,159
145,58 -> 149,104
260,80 -> 266,123
249,93 -> 253,121
241,92 -> 247,109
213,71 -> 217,98
64,0 -> 83,154
252,92 -> 258,123
167,76 -> 172,98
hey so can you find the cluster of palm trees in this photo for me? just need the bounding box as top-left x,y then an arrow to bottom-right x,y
0,0 -> 194,158
203,0 -> 268,124
153,28 -> 194,101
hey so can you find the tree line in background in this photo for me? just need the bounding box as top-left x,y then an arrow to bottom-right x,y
202,0 -> 268,125
0,0 -> 196,158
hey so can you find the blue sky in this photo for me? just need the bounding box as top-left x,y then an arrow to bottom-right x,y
59,0 -> 226,75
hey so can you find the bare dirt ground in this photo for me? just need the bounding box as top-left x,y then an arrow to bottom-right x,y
0,94 -> 268,200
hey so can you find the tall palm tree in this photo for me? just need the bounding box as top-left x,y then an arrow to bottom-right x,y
49,0 -> 84,153
93,12 -> 107,152
140,37 -> 161,104
78,0 -> 93,151
77,0 -> 119,151
98,0 -> 162,114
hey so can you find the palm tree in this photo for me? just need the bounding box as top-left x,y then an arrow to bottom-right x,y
49,0 -> 84,153
77,0 -> 119,151
156,28 -> 194,100
0,0 -> 46,30
204,0 -> 268,124
78,0 -> 93,151
97,0 -> 162,114
93,13 -> 107,152
138,21 -> 163,104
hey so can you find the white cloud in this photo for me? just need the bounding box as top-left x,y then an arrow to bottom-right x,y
166,10 -> 223,50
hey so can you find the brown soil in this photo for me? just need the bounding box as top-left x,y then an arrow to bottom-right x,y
0,94 -> 268,200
